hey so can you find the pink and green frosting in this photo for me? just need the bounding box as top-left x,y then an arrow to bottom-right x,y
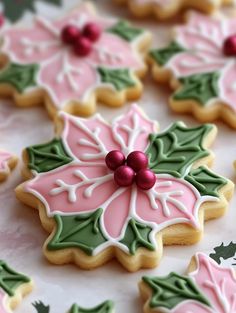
0,4 -> 146,109
150,12 -> 236,111
23,105 -> 227,257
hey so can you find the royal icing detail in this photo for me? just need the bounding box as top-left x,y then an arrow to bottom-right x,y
0,4 -> 147,113
0,260 -> 32,313
210,242 -> 236,268
150,12 -> 236,113
141,253 -> 236,313
21,104 -> 229,267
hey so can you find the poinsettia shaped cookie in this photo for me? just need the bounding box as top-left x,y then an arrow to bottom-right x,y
0,260 -> 33,313
115,0 -> 230,20
140,253 -> 236,313
16,105 -> 233,271
0,3 -> 151,117
0,151 -> 17,181
149,12 -> 236,128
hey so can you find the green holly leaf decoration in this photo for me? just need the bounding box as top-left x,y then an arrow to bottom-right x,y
97,67 -> 136,91
69,301 -> 114,313
142,273 -> 211,310
107,20 -> 143,42
173,72 -> 220,105
0,63 -> 39,93
185,166 -> 227,197
27,138 -> 73,173
0,260 -> 30,297
2,0 -> 62,22
210,242 -> 236,265
120,219 -> 155,255
150,42 -> 185,66
33,301 -> 50,313
146,122 -> 213,178
47,208 -> 107,256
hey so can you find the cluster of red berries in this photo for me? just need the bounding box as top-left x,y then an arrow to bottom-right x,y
105,150 -> 156,190
61,22 -> 101,57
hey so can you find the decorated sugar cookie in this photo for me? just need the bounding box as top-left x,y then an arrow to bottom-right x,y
115,0 -> 229,20
149,12 -> 236,128
210,241 -> 236,267
16,104 -> 233,271
0,151 -> 17,182
139,253 -> 236,313
33,300 -> 114,313
0,3 -> 151,117
0,260 -> 33,313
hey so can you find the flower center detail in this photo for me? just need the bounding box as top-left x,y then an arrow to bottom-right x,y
105,150 -> 156,190
223,35 -> 236,57
61,22 -> 101,57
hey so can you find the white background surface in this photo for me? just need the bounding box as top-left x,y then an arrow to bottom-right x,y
0,1 -> 236,312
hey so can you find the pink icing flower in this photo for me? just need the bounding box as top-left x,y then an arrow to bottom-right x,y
165,12 -> 236,111
0,151 -> 13,172
24,105 -> 219,255
1,4 -> 146,110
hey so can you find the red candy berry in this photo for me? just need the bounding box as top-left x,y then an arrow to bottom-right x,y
223,35 -> 236,56
114,165 -> 135,187
135,169 -> 156,190
61,25 -> 80,45
83,22 -> 101,42
73,36 -> 92,57
105,150 -> 126,171
127,151 -> 148,173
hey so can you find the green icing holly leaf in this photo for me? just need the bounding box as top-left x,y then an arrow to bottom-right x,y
107,20 -> 143,42
146,122 -> 212,178
185,166 -> 227,197
0,260 -> 30,297
27,138 -> 73,173
0,63 -> 39,93
142,273 -> 211,310
69,301 -> 114,313
120,219 -> 155,255
32,301 -> 50,313
47,208 -> 107,256
173,72 -> 220,105
150,42 -> 185,66
97,67 -> 136,91
210,242 -> 236,265
2,0 -> 62,22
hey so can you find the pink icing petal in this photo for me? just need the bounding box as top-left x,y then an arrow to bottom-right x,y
38,52 -> 98,107
0,151 -> 12,172
25,163 -> 117,216
112,104 -> 157,154
172,301 -> 214,313
136,176 -> 200,229
219,61 -> 236,112
176,13 -> 225,54
0,289 -> 6,313
3,20 -> 61,64
102,188 -> 131,239
190,253 -> 236,313
167,51 -> 225,77
61,112 -> 120,162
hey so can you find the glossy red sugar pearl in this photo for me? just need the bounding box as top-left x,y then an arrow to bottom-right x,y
114,165 -> 135,187
61,25 -> 80,45
223,35 -> 236,56
127,151 -> 148,173
135,169 -> 156,190
74,36 -> 92,57
105,150 -> 126,171
83,22 -> 101,42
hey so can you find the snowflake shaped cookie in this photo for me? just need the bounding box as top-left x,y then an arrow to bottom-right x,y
0,151 -> 17,182
140,253 -> 236,313
0,260 -> 33,313
16,105 -> 233,271
149,12 -> 236,128
0,3 -> 151,117
115,0 -> 228,20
